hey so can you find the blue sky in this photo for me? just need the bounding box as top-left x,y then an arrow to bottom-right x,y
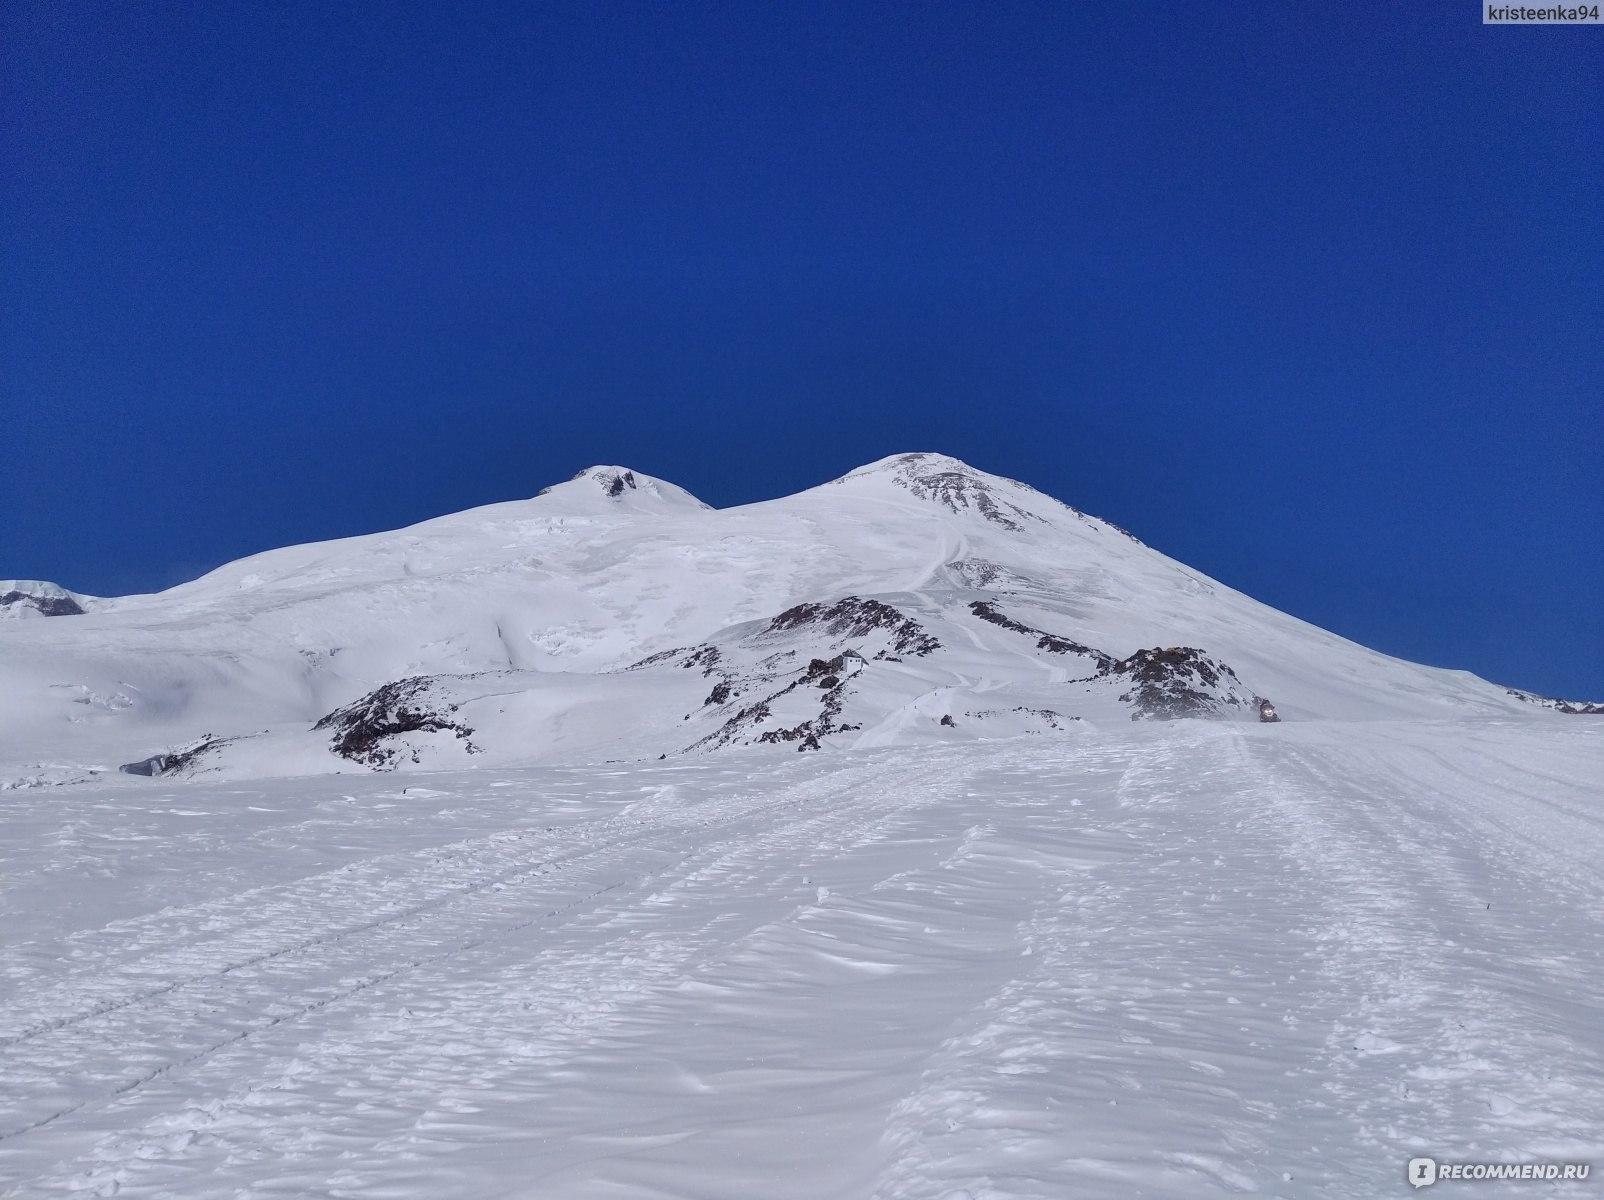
3,1 -> 1600,697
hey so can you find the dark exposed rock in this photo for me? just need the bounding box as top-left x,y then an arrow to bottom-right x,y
629,644 -> 722,675
966,608 -> 1258,724
967,601 -> 1114,671
944,558 -> 1039,592
628,647 -> 684,670
1555,700 -> 1603,716
681,646 -> 723,674
314,677 -> 478,768
1009,706 -> 1073,729
957,706 -> 1078,731
945,558 -> 1006,589
1505,688 -> 1604,716
1108,646 -> 1251,721
939,714 -> 956,727
766,597 -> 939,657
694,650 -> 865,755
803,655 -> 845,681
874,455 -> 1045,531
0,589 -> 83,617
1100,519 -> 1145,546
755,680 -> 850,752
967,599 -> 1033,636
120,736 -> 228,777
690,698 -> 775,751
679,620 -> 887,754
914,472 -> 1027,530
539,466 -> 639,498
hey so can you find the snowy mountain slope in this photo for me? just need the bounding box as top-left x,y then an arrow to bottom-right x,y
0,580 -> 95,619
0,720 -> 1599,1198
0,453 -> 1580,784
2,454 -> 1601,1198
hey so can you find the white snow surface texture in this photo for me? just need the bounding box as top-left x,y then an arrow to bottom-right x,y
1,453 -> 1600,1197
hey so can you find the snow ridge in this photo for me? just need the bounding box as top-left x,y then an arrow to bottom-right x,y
0,452 -> 1587,786
0,580 -> 91,618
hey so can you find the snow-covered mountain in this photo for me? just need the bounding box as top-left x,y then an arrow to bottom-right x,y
3,455 -> 1602,1200
0,453 -> 1578,784
0,579 -> 95,619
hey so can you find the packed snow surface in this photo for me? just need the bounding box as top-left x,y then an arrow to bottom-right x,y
2,453 -> 1600,1196
1,722 -> 1601,1197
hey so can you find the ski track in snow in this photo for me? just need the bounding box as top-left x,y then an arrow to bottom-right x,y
0,721 -> 1600,1198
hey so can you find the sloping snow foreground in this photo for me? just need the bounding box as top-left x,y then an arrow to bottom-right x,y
2,718 -> 1601,1198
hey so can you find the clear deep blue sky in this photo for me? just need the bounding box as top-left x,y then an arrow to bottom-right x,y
3,2 -> 1600,697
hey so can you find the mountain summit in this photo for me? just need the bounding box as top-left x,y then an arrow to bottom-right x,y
536,466 -> 711,512
0,453 -> 1580,784
827,452 -> 1067,532
0,579 -> 94,619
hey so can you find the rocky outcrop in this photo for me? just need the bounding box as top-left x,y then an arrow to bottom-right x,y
0,580 -> 88,618
119,736 -> 229,777
313,677 -> 479,768
765,597 -> 940,658
1107,646 -> 1259,721
968,600 -> 1114,669
1505,688 -> 1604,716
754,679 -> 855,752
869,453 -> 1046,531
686,658 -> 861,754
535,466 -> 712,510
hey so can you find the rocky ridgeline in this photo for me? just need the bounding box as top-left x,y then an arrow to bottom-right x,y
764,597 -> 942,659
117,586 -> 1285,774
855,453 -> 1048,532
1108,645 -> 1260,721
1505,688 -> 1604,716
313,677 -> 481,768
969,600 -> 1114,667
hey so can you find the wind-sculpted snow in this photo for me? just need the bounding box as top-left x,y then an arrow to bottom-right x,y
0,722 -> 1600,1197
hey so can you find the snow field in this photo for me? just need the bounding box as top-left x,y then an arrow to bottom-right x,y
1,719 -> 1600,1197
